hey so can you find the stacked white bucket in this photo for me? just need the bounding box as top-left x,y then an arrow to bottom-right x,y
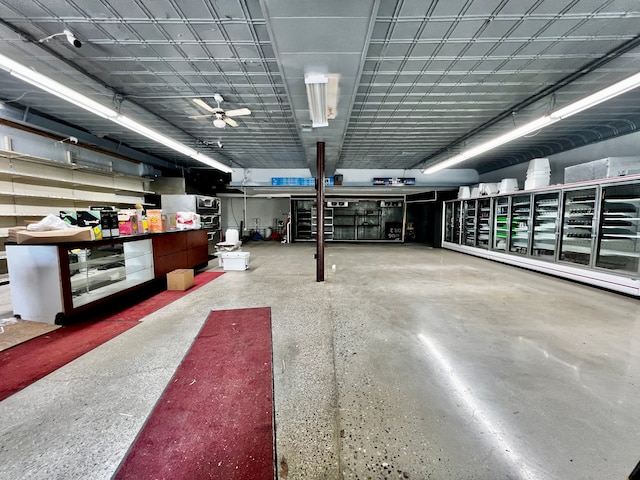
525,157 -> 550,190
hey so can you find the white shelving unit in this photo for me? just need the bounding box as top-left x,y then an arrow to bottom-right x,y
0,149 -> 151,280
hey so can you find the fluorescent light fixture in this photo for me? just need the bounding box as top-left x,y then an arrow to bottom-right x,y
423,116 -> 556,174
2,59 -> 118,120
550,71 -> 640,120
304,73 -> 338,128
0,53 -> 231,173
305,74 -> 328,127
423,71 -> 640,175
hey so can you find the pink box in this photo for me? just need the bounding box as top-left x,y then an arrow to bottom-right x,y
118,213 -> 137,236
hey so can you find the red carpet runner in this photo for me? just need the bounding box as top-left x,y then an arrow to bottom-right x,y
0,272 -> 224,401
110,271 -> 225,321
0,319 -> 138,401
114,307 -> 275,480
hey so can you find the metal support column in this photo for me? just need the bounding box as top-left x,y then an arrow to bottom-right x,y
316,142 -> 325,282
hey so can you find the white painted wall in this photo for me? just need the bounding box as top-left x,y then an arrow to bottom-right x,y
220,195 -> 291,237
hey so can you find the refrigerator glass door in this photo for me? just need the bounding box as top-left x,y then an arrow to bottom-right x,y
509,194 -> 531,255
452,202 -> 462,244
531,192 -> 560,260
559,188 -> 597,266
596,183 -> 640,274
493,196 -> 509,251
462,200 -> 476,246
476,198 -> 491,249
444,203 -> 455,243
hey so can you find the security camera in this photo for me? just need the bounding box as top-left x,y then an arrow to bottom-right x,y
64,30 -> 82,48
217,141 -> 223,148
69,136 -> 78,144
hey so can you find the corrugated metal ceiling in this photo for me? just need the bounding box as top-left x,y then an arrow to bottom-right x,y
0,0 -> 638,181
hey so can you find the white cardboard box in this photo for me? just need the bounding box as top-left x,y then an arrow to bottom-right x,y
220,251 -> 250,271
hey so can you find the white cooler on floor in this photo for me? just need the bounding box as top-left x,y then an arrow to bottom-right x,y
220,251 -> 250,271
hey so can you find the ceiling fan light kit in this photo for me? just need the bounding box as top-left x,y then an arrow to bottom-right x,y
192,95 -> 251,129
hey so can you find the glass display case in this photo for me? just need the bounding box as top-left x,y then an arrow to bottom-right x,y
596,183 -> 640,274
7,230 -> 208,324
509,194 -> 531,254
462,200 -> 476,246
531,192 -> 560,259
69,239 -> 154,308
493,196 -> 509,251
559,188 -> 597,266
476,198 -> 491,249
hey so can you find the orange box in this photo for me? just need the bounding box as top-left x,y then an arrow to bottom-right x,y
147,209 -> 163,233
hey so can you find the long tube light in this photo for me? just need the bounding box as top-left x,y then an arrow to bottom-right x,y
0,53 -> 232,173
305,74 -> 329,128
423,71 -> 640,175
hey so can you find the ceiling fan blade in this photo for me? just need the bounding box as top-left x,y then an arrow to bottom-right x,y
193,98 -> 217,113
224,117 -> 239,127
188,114 -> 214,119
225,108 -> 251,117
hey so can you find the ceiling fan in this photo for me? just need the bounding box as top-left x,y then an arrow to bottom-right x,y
190,94 -> 251,128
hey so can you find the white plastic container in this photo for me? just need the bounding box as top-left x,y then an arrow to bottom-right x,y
524,175 -> 550,190
478,183 -> 499,195
220,251 -> 250,271
458,186 -> 471,199
225,228 -> 240,244
498,178 -> 519,193
527,157 -> 550,173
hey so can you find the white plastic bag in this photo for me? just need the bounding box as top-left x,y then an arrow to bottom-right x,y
27,214 -> 74,231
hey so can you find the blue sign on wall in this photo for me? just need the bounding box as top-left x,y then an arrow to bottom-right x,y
271,177 -> 334,186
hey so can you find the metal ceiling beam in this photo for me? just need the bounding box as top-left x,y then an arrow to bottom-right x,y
259,0 -> 380,177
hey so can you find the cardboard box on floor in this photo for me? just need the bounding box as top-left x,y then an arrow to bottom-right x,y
167,269 -> 194,290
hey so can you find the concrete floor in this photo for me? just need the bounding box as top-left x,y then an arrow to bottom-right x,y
0,241 -> 639,479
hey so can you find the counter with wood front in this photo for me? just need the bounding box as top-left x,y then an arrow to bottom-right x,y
6,229 -> 209,324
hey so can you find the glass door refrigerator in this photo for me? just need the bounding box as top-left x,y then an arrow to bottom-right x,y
492,196 -> 509,251
509,194 -> 531,255
531,192 -> 560,260
476,198 -> 491,249
444,202 -> 461,244
596,183 -> 640,274
559,188 -> 597,266
462,200 -> 477,246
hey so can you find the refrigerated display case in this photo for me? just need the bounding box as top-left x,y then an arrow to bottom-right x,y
463,200 -> 476,246
596,183 -> 640,274
531,192 -> 560,260
493,197 -> 509,251
441,175 -> 640,297
476,198 -> 491,249
509,194 -> 531,254
559,188 -> 597,266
